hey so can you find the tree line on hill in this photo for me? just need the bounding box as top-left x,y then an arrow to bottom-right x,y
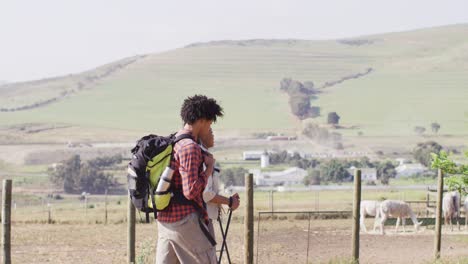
280,78 -> 320,119
414,122 -> 441,135
1,56 -> 143,112
279,68 -> 373,125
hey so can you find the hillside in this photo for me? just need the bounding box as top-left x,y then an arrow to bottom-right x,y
1,24 -> 467,141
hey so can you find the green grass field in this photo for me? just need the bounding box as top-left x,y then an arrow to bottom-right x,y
0,24 -> 467,139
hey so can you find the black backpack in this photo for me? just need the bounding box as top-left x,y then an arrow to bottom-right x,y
127,133 -> 192,222
127,133 -> 216,246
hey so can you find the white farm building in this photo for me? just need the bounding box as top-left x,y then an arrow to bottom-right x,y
250,167 -> 308,186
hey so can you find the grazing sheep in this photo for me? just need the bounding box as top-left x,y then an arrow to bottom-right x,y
360,200 -> 381,232
379,200 -> 422,235
442,191 -> 460,231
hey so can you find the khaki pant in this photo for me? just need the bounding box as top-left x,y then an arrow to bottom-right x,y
156,213 -> 217,264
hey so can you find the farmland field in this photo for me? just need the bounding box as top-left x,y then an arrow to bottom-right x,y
5,209 -> 468,264
0,161 -> 467,264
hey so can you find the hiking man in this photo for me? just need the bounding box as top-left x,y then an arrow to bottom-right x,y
199,128 -> 240,239
156,95 -> 223,264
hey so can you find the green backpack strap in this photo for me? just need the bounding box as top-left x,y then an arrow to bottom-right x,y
152,133 -> 194,220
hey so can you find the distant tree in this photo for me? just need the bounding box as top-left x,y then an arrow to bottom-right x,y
303,81 -> 317,94
292,157 -> 320,170
219,167 -> 248,186
79,163 -> 115,194
309,106 -> 321,118
280,77 -> 321,119
303,81 -> 315,90
376,161 -> 397,179
414,126 -> 426,135
431,122 -> 441,134
289,93 -> 311,118
49,155 -> 81,193
49,154 -> 118,194
87,155 -> 122,168
280,78 -> 292,91
380,175 -> 390,185
413,141 -> 443,167
320,159 -> 351,182
269,151 -> 289,164
327,112 -> 340,125
302,123 -> 330,142
287,80 -> 306,94
304,169 -> 321,185
290,152 -> 301,161
431,151 -> 468,196
355,157 -> 375,168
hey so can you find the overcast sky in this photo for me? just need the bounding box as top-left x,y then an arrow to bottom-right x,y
1,0 -> 467,82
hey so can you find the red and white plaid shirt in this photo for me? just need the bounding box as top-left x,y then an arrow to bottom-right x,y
157,131 -> 208,223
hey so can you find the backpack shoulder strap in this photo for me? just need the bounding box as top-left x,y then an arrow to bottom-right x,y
168,133 -> 195,164
173,133 -> 194,144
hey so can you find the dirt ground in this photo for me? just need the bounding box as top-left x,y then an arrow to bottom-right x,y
4,219 -> 468,264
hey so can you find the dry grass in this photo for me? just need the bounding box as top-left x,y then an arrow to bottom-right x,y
4,218 -> 468,264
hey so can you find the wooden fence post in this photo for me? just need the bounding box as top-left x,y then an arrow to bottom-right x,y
104,189 -> 108,225
434,169 -> 443,259
128,193 -> 135,264
47,203 -> 52,224
352,170 -> 361,263
315,191 -> 320,211
269,190 -> 274,216
426,193 -> 430,217
85,194 -> 88,218
244,173 -> 254,264
2,179 -> 12,264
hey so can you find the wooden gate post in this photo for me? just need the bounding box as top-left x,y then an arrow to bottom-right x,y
244,173 -> 254,264
2,179 -> 12,264
128,193 -> 135,263
352,169 -> 361,263
434,169 -> 443,259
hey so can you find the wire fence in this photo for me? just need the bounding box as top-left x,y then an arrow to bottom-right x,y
256,210 -> 352,264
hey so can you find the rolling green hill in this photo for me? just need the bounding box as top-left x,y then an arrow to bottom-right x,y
1,24 -> 467,139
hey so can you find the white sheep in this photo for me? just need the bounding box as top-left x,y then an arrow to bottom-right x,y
360,200 -> 380,233
379,200 -> 422,235
442,191 -> 460,231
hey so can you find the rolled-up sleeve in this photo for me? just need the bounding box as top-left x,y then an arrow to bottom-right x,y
178,142 -> 206,200
203,174 -> 216,202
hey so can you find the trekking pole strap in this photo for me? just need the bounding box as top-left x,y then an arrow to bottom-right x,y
198,218 -> 217,246
172,191 -> 216,246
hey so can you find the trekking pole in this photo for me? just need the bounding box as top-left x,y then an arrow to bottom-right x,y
217,217 -> 228,264
218,209 -> 233,264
